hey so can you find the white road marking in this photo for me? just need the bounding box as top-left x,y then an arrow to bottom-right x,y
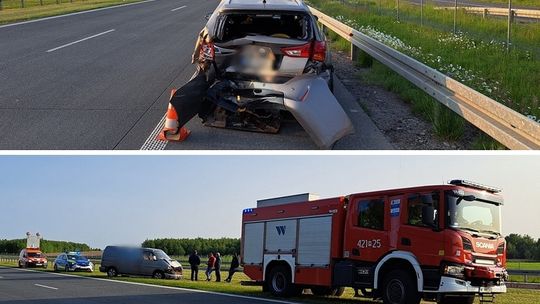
34,283 -> 58,290
6,267 -> 298,304
0,0 -> 156,29
140,113 -> 168,150
171,5 -> 187,11
46,29 -> 115,53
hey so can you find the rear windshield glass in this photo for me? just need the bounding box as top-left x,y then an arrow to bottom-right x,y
217,13 -> 312,42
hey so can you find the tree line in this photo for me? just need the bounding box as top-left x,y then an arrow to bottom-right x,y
142,238 -> 240,256
0,239 -> 95,254
505,234 -> 540,260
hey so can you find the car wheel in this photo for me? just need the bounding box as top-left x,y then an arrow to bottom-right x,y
54,264 -> 58,272
18,261 -> 22,268
65,265 -> 69,272
382,269 -> 421,304
153,271 -> 165,279
107,267 -> 118,277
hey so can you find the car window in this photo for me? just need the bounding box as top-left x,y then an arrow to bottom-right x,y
217,12 -> 312,42
356,198 -> 385,230
407,192 -> 440,228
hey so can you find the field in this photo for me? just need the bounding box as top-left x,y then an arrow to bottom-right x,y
1,260 -> 540,304
308,0 -> 540,147
0,0 -> 142,24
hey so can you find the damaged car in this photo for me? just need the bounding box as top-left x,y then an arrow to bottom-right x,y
158,0 -> 353,149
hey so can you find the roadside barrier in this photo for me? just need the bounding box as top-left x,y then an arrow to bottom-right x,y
309,6 -> 540,150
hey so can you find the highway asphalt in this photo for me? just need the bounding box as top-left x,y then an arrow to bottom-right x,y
0,267 -> 292,304
0,0 -> 392,150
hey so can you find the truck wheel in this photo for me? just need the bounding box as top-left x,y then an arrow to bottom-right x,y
153,271 -> 165,279
438,295 -> 475,304
107,267 -> 118,277
382,269 -> 421,304
267,265 -> 298,297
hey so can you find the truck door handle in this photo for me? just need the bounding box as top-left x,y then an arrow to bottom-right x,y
401,238 -> 411,246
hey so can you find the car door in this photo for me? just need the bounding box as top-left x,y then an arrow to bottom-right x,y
139,250 -> 156,276
398,191 -> 445,267
344,195 -> 390,262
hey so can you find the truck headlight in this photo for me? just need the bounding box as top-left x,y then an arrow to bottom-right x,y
444,264 -> 465,279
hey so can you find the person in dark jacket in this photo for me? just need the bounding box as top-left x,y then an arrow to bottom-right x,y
205,253 -> 215,281
225,253 -> 240,282
214,252 -> 222,282
188,250 -> 201,281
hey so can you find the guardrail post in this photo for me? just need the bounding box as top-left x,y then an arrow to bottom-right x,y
40,0 -> 43,5
507,0 -> 512,53
453,0 -> 458,34
525,273 -> 528,283
483,8 -> 488,18
420,0 -> 424,26
20,0 -> 24,8
351,43 -> 373,68
396,0 -> 400,21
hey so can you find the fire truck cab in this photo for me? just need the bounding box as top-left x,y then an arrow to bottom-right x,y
241,180 -> 507,304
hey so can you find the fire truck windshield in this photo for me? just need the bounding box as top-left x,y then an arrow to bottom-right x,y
446,192 -> 502,236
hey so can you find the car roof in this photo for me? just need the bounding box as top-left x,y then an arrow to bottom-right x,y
218,0 -> 309,12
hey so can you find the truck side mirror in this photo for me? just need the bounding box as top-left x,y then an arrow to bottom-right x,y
421,205 -> 435,227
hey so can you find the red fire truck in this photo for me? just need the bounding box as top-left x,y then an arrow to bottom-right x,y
241,180 -> 507,304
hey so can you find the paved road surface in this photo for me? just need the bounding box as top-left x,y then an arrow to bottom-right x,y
0,0 -> 392,150
0,267 -> 292,304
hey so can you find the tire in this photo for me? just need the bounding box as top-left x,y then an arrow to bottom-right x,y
153,271 -> 165,279
54,264 -> 58,272
65,265 -> 69,272
382,269 -> 421,304
267,265 -> 299,297
18,261 -> 22,268
107,267 -> 118,277
438,295 -> 475,304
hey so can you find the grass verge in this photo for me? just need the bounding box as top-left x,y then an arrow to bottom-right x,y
0,0 -> 142,25
1,262 -> 540,303
310,0 -> 540,148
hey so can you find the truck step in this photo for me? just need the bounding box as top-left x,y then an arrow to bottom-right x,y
479,294 -> 495,304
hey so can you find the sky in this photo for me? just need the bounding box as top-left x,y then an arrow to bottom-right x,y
0,155 -> 539,249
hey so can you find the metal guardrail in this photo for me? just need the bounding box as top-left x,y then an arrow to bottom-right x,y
452,6 -> 540,20
309,6 -> 540,150
507,269 -> 540,283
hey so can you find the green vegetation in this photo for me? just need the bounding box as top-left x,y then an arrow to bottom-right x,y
506,234 -> 540,260
0,239 -> 96,254
0,261 -> 539,304
142,238 -> 241,256
309,0 -> 540,146
0,0 -> 142,25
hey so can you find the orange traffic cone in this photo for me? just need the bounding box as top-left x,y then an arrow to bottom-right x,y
157,89 -> 191,142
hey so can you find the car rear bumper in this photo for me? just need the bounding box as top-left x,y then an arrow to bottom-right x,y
436,276 -> 507,294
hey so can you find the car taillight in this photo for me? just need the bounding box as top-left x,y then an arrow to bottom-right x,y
281,43 -> 311,58
312,40 -> 326,62
281,40 -> 326,62
199,41 -> 215,61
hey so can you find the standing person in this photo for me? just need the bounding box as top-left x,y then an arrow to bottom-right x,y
214,252 -> 222,282
188,250 -> 201,281
205,252 -> 215,281
225,253 -> 240,282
